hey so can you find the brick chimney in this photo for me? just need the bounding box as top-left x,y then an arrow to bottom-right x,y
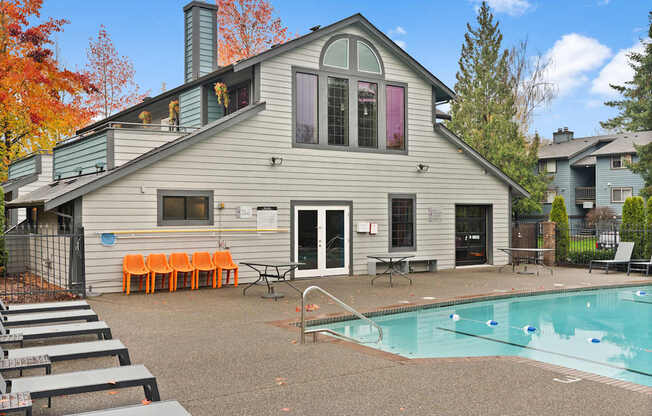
183,1 -> 219,82
552,127 -> 573,144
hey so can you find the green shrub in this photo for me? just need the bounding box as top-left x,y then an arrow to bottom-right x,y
621,196 -> 645,258
549,195 -> 569,263
567,249 -> 616,265
646,197 -> 652,258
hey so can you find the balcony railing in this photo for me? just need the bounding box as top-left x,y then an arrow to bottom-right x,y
576,187 -> 596,203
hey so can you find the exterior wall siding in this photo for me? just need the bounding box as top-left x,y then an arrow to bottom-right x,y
53,133 -> 107,180
206,86 -> 225,123
198,8 -> 215,77
113,129 -> 183,167
81,25 -> 511,293
184,10 -> 193,83
15,155 -> 53,224
179,87 -> 202,127
8,156 -> 37,179
596,155 -> 645,216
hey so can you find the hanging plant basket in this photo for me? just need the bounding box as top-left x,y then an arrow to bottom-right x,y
168,100 -> 179,124
138,110 -> 152,124
214,82 -> 229,108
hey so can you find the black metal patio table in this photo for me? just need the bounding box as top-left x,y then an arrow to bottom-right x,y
368,254 -> 414,287
497,248 -> 554,276
241,262 -> 304,300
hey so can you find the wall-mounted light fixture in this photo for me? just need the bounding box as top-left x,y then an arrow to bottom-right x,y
417,163 -> 430,173
75,166 -> 83,176
54,171 -> 62,181
95,162 -> 106,173
271,156 -> 283,166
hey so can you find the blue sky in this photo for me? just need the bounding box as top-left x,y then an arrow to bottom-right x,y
41,0 -> 649,139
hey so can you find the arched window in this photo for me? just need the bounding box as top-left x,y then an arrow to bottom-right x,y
322,38 -> 349,69
357,41 -> 381,74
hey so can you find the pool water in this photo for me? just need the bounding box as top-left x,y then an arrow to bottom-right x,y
318,286 -> 652,386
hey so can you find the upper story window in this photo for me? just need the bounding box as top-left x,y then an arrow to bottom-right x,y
611,187 -> 632,203
611,154 -> 631,169
293,34 -> 408,154
227,82 -> 250,115
544,189 -> 557,204
157,190 -> 213,226
539,160 -> 556,174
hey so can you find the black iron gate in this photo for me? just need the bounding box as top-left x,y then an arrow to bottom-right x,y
1,227 -> 85,303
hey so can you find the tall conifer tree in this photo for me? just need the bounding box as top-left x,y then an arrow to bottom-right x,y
448,2 -> 546,216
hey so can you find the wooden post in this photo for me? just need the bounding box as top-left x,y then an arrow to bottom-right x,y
542,222 -> 556,266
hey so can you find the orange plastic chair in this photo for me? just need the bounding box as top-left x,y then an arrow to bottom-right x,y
146,254 -> 174,293
123,254 -> 151,295
192,252 -> 217,289
169,253 -> 194,291
213,251 -> 238,288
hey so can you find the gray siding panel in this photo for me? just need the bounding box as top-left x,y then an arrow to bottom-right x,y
596,155 -> 644,215
206,85 -> 225,123
184,10 -> 193,82
179,87 -> 202,127
8,157 -> 37,179
113,129 -> 183,167
54,133 -> 107,179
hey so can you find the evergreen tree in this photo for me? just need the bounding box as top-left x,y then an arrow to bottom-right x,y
627,141 -> 652,199
448,2 -> 546,216
620,196 -> 646,259
601,12 -> 652,132
549,196 -> 569,264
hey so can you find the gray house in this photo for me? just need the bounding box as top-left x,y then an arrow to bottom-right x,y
532,128 -> 652,224
4,2 -> 529,293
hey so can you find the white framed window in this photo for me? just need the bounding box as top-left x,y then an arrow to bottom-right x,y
611,154 -> 632,169
539,159 -> 556,173
544,190 -> 557,204
611,187 -> 633,203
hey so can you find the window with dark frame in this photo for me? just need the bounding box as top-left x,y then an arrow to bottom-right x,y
390,195 -> 415,251
226,84 -> 250,115
611,187 -> 632,203
328,77 -> 349,146
386,85 -> 405,150
358,81 -> 378,148
295,72 -> 319,144
158,190 -> 213,225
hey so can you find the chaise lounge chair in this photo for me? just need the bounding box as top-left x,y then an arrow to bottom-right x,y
64,400 -> 191,415
1,364 -> 160,409
0,321 -> 112,348
0,300 -> 90,315
589,241 -> 635,274
2,340 -> 131,371
3,309 -> 98,327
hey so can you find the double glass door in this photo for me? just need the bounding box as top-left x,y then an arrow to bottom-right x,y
294,206 -> 349,277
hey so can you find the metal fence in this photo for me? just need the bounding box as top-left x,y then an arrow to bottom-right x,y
1,227 -> 85,303
555,224 -> 648,266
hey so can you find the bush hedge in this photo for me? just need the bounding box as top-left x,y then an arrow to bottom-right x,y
567,249 -> 616,265
621,196 -> 646,259
549,195 -> 569,263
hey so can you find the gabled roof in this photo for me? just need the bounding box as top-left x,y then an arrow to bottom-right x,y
572,155 -> 596,167
233,13 -> 455,102
538,137 -> 611,160
435,124 -> 530,198
8,102 -> 266,211
590,131 -> 652,156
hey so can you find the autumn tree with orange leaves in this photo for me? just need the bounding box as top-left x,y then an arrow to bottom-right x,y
216,0 -> 290,66
0,0 -> 94,177
83,25 -> 146,120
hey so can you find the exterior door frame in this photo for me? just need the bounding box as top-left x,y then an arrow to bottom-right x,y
454,203 -> 493,266
290,200 -> 353,279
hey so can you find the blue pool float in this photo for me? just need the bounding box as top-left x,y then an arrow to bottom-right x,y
486,320 -> 498,327
449,314 -> 460,321
522,325 -> 537,334
587,338 -> 601,344
636,290 -> 647,296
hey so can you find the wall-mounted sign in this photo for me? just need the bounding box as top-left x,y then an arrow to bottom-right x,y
257,206 -> 278,231
428,207 -> 440,223
237,206 -> 253,219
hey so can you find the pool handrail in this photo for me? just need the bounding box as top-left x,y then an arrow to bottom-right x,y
300,285 -> 383,345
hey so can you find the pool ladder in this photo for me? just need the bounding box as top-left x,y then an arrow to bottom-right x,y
300,285 -> 383,345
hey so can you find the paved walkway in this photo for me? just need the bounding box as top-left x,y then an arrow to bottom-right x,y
15,267 -> 652,415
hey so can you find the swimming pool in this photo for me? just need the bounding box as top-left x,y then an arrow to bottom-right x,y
317,285 -> 652,387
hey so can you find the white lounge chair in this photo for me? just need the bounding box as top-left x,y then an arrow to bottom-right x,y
589,242 -> 634,274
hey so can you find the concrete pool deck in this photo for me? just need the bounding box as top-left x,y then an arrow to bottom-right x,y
14,266 -> 652,415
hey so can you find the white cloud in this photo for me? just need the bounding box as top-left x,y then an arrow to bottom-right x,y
591,40 -> 647,97
394,40 -> 407,49
389,26 -> 407,36
598,0 -> 610,5
543,33 -> 611,96
470,0 -> 532,16
585,99 -> 603,108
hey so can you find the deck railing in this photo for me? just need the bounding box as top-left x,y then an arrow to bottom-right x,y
575,187 -> 596,202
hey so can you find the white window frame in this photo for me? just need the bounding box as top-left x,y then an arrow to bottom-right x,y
611,187 -> 633,203
611,154 -> 632,169
544,190 -> 557,204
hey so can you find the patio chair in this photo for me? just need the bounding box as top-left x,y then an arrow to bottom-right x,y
123,254 -> 151,295
0,300 -> 90,315
146,254 -> 174,293
0,321 -> 112,348
192,252 -> 216,289
627,253 -> 652,276
3,309 -> 98,327
589,242 -> 635,274
213,251 -> 238,288
3,339 -> 131,370
170,252 -> 194,290
64,400 -> 191,415
2,364 -> 160,409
